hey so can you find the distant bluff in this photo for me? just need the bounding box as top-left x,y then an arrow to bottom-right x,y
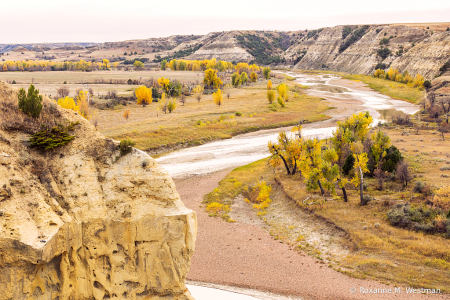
0,81 -> 197,300
187,24 -> 450,79
99,23 -> 449,79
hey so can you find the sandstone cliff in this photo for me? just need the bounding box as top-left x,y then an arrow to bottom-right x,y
0,81 -> 197,300
187,31 -> 255,62
181,23 -> 450,79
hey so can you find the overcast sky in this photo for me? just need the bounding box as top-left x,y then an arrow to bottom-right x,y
2,0 -> 450,43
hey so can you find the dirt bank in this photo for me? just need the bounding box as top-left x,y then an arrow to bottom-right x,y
174,172 -> 449,300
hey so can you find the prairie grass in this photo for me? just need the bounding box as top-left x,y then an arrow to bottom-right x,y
1,72 -> 331,152
343,74 -> 425,104
100,82 -> 330,151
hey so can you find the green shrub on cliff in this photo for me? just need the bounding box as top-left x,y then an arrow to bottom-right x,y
120,139 -> 136,156
29,121 -> 80,150
18,84 -> 43,118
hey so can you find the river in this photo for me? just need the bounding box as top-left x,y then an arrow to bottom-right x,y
155,73 -> 419,178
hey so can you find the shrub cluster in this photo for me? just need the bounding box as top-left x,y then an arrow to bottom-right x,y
343,145 -> 403,175
342,26 -> 353,39
339,25 -> 369,53
123,58 -> 149,65
438,60 -> 450,76
152,44 -> 202,63
236,34 -> 285,65
387,203 -> 450,237
29,121 -> 80,150
119,139 -> 136,156
377,47 -> 391,59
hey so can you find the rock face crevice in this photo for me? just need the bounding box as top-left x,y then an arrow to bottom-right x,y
0,81 -> 196,300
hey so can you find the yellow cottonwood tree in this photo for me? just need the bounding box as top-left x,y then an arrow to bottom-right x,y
371,130 -> 391,167
213,89 -> 223,106
77,91 -> 91,119
277,83 -> 288,100
203,68 -> 223,88
373,69 -> 385,78
413,74 -> 424,88
133,61 -> 144,70
267,80 -> 272,90
135,86 -> 152,106
157,77 -> 171,93
102,59 -> 110,70
57,97 -> 79,112
337,112 -> 373,205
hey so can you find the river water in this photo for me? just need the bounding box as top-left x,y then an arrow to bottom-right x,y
155,73 -> 419,178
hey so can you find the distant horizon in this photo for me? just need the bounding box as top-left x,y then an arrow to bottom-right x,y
1,20 -> 450,45
1,0 -> 449,44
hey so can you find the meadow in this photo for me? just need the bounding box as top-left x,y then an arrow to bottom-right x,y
99,79 -> 330,152
343,74 -> 425,104
0,69 -> 330,152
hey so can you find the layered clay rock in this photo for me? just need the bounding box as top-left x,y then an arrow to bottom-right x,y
187,31 -> 253,62
427,76 -> 450,101
181,24 -> 449,79
0,81 -> 197,300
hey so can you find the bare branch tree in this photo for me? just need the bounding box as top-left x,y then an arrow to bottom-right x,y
56,86 -> 69,98
396,160 -> 412,188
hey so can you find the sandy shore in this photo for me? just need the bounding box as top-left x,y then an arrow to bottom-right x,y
174,172 -> 449,300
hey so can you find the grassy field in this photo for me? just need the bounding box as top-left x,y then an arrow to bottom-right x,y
343,74 -> 425,104
0,70 -> 204,98
0,70 -> 331,152
98,80 -> 330,152
204,125 -> 450,292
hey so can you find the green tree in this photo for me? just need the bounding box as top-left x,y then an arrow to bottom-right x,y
267,90 -> 275,103
133,60 -> 144,70
240,72 -> 249,85
277,96 -> 285,108
178,60 -> 187,71
18,84 -> 43,118
263,67 -> 271,79
231,72 -> 241,87
161,59 -> 167,70
167,99 -> 177,113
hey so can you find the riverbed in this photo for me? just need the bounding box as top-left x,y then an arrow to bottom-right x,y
158,72 -> 421,300
155,73 -> 419,178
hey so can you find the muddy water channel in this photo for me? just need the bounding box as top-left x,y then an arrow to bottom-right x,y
156,73 -> 419,178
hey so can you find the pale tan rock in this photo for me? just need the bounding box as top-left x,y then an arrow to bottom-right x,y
0,82 -> 197,300
0,152 -> 10,165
